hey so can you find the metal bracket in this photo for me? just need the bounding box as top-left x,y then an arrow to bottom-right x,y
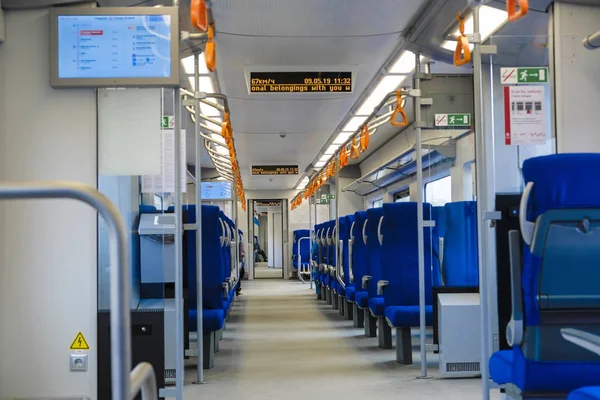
405,89 -> 422,98
423,220 -> 436,228
484,211 -> 502,221
425,343 -> 439,352
184,223 -> 197,231
183,99 -> 196,106
185,348 -> 198,357
480,45 -> 498,55
414,73 -> 433,81
415,121 -> 434,129
420,98 -> 433,106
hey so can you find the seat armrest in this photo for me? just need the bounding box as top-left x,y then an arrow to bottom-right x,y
222,283 -> 229,300
561,328 -> 600,357
506,229 -> 524,347
362,275 -> 371,289
377,280 -> 389,296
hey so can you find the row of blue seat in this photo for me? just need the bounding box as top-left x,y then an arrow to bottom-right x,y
313,200 -> 479,363
183,204 -> 241,369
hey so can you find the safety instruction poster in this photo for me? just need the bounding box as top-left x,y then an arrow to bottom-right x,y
503,85 -> 547,145
142,129 -> 187,193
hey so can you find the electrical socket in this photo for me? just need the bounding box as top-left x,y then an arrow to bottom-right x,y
70,353 -> 88,372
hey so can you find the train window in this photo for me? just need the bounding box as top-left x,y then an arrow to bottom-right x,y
425,175 -> 452,206
372,198 -> 383,208
394,190 -> 410,203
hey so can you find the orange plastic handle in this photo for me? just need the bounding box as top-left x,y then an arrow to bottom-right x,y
507,0 -> 528,22
190,0 -> 208,32
339,147 -> 349,168
350,138 -> 360,159
221,120 -> 232,141
391,91 -> 408,127
454,35 -> 471,66
205,24 -> 216,72
360,126 -> 370,152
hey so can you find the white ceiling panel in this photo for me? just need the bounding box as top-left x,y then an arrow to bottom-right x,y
211,0 -> 426,37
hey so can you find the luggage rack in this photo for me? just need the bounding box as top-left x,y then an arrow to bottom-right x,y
0,181 -> 158,400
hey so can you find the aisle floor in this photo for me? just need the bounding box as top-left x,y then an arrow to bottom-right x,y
184,280 -> 496,400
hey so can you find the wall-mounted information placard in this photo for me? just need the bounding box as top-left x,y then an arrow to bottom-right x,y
251,165 -> 298,175
250,72 -> 351,93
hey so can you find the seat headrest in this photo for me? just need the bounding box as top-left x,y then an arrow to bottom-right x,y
523,153 -> 600,220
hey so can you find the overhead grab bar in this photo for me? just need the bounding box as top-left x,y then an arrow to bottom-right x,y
507,0 -> 528,22
583,30 -> 600,50
453,13 -> 471,66
0,181 -> 156,400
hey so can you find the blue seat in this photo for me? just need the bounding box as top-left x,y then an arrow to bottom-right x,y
349,211 -> 369,328
336,215 -> 355,319
442,201 -> 478,287
569,388 -> 600,400
432,205 -> 446,239
381,202 -> 440,362
489,154 -> 600,397
292,229 -> 310,271
357,207 -> 384,339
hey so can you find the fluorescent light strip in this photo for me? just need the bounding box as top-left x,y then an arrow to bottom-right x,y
333,131 -> 353,145
356,75 -> 406,116
342,116 -> 367,132
315,161 -> 326,167
324,144 -> 339,155
440,6 -> 507,50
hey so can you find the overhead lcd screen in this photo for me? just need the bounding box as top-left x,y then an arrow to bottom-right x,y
201,181 -> 232,200
50,7 -> 179,88
249,72 -> 352,93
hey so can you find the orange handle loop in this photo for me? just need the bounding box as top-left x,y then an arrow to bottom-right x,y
507,0 -> 528,22
205,24 -> 216,72
190,0 -> 208,32
390,91 -> 408,127
454,35 -> 471,66
339,147 -> 349,168
350,138 -> 360,159
360,126 -> 370,152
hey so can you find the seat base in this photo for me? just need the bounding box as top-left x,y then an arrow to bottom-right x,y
344,299 -> 354,321
203,331 -> 215,369
365,309 -> 377,338
396,327 -> 412,365
378,316 -> 392,349
353,303 -> 364,328
338,295 -> 345,316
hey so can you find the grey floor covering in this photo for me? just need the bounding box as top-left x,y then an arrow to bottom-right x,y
184,280 -> 499,399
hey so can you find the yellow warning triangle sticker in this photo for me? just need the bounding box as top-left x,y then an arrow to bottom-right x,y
70,332 -> 90,350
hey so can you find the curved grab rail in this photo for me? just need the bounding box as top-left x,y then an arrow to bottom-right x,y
377,216 -> 384,246
297,237 -> 312,281
336,239 -> 346,290
519,181 -> 535,246
507,0 -> 529,22
218,218 -> 227,247
0,182 -> 137,400
362,219 -> 368,245
348,221 -> 355,283
130,362 -> 158,400
326,227 -> 332,246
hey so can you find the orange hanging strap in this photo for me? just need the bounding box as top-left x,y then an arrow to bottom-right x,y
453,13 -> 471,66
205,24 -> 216,72
507,0 -> 528,22
350,137 -> 360,159
391,91 -> 409,127
190,0 -> 208,32
339,147 -> 349,168
360,125 -> 370,152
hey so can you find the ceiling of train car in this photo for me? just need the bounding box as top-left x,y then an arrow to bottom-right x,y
208,0 -> 430,190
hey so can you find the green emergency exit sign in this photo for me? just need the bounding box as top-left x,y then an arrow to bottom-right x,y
434,113 -> 471,127
501,67 -> 548,84
161,116 -> 174,129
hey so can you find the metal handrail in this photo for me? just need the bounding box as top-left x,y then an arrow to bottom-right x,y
336,239 -> 346,290
0,181 -> 157,400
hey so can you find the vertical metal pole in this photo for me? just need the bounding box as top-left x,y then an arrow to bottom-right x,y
335,159 -> 340,288
174,87 -> 184,400
233,179 -> 239,282
414,53 -> 428,378
473,6 -> 491,399
194,53 -> 205,384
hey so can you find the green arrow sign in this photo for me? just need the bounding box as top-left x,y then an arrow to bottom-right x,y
161,116 -> 174,129
327,194 -> 336,200
501,67 -> 548,84
434,113 -> 471,127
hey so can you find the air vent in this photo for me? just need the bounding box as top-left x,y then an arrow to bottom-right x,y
165,369 -> 176,379
446,362 -> 480,373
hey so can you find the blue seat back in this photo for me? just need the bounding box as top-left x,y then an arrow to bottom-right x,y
381,202 -> 440,306
366,207 -> 384,298
340,215 -> 354,286
519,154 -> 600,361
293,229 -> 310,267
442,201 -> 478,287
352,211 -> 369,287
